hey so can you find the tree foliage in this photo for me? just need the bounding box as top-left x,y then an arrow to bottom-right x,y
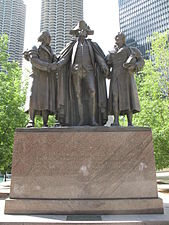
0,34 -> 27,174
134,31 -> 169,170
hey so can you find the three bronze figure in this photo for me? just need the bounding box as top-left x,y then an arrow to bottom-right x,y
24,20 -> 145,127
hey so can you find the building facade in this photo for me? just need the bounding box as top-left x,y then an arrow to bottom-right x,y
118,0 -> 169,57
40,0 -> 83,55
0,0 -> 26,65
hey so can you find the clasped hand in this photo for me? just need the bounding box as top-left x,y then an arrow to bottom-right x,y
48,59 -> 65,71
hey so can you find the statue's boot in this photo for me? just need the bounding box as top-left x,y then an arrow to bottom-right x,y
55,121 -> 61,127
42,124 -> 48,127
91,119 -> 98,126
55,114 -> 61,127
111,114 -> 120,126
42,110 -> 49,127
26,120 -> 34,128
26,109 -> 35,128
127,112 -> 133,126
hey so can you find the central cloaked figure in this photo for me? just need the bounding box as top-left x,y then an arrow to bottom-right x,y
57,20 -> 109,126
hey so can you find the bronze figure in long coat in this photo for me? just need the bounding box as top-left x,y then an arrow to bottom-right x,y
24,31 -> 57,127
106,32 -> 145,126
57,21 -> 108,126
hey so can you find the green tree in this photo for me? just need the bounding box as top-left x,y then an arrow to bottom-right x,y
0,34 -> 27,175
134,31 -> 169,170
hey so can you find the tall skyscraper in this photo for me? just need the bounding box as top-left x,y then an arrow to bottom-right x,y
0,0 -> 26,65
40,0 -> 83,54
118,0 -> 169,57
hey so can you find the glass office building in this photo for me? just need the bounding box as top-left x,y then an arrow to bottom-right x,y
118,0 -> 169,57
41,0 -> 83,55
0,0 -> 26,65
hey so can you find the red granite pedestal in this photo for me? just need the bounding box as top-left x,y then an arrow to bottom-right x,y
5,127 -> 163,214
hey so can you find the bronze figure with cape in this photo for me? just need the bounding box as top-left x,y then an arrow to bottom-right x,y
57,21 -> 109,126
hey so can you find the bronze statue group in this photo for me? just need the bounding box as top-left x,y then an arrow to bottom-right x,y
24,20 -> 145,128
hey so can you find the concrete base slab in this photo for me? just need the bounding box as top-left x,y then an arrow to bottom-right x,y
5,198 -> 163,215
1,186 -> 169,224
1,194 -> 169,225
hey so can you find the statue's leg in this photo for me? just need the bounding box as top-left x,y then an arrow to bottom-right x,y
85,72 -> 98,126
54,110 -> 61,127
42,110 -> 49,127
111,92 -> 120,126
72,72 -> 83,126
26,108 -> 35,128
127,111 -> 133,126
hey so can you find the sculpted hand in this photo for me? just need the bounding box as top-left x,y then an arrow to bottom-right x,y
106,72 -> 111,79
101,64 -> 109,76
128,64 -> 135,70
57,58 -> 65,69
23,51 -> 30,61
48,62 -> 58,71
127,64 -> 136,73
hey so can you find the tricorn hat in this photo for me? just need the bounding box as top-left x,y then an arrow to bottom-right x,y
70,20 -> 94,36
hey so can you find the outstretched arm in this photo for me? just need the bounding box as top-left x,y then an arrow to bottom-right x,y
31,56 -> 50,72
95,53 -> 109,76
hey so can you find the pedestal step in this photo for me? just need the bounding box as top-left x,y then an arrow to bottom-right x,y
5,198 -> 163,215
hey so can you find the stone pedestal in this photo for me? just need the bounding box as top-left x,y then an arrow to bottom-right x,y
5,127 -> 163,214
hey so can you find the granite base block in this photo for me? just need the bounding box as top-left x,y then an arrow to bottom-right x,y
5,198 -> 163,215
5,127 -> 164,214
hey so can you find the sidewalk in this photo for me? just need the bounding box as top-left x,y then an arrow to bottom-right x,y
0,180 -> 10,198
